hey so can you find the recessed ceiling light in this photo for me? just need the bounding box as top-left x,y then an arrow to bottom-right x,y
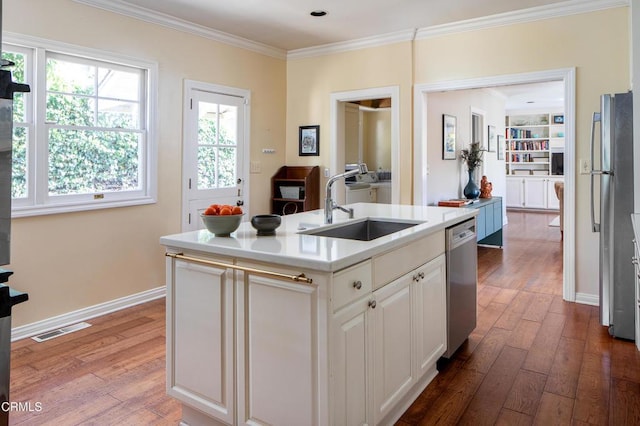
527,101 -> 535,103
310,10 -> 327,17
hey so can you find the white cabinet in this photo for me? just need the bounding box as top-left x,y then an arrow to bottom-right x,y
523,178 -> 547,209
346,186 -> 377,204
331,260 -> 373,426
166,259 -> 235,424
413,255 -> 447,377
331,251 -> 446,426
506,176 -> 563,210
546,177 -> 562,210
167,255 -> 321,426
237,271 -> 319,426
332,297 -> 372,426
505,177 -> 524,208
167,235 -> 449,426
372,272 -> 414,424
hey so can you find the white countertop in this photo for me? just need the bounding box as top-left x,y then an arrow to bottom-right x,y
160,203 -> 477,272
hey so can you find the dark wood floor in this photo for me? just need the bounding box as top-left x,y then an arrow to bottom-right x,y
398,211 -> 640,425
8,211 -> 640,425
9,299 -> 181,425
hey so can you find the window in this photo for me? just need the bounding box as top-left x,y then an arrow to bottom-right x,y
3,36 -> 157,216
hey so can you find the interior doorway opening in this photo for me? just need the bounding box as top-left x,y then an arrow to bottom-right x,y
330,86 -> 400,206
413,68 -> 576,302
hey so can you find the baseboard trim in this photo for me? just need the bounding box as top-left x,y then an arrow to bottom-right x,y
575,292 -> 599,306
11,286 -> 166,342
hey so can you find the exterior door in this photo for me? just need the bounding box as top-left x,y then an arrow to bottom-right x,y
183,84 -> 248,231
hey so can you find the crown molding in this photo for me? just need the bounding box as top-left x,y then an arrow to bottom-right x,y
73,0 -> 627,60
415,0 -> 629,40
287,29 -> 416,60
73,0 -> 287,60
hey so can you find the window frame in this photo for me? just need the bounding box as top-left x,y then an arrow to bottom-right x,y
3,33 -> 158,217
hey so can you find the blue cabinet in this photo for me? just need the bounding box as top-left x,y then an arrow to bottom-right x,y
464,197 -> 503,247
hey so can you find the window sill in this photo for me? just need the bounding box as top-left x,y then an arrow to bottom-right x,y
11,196 -> 157,218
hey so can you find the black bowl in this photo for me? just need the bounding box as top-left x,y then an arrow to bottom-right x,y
251,214 -> 282,236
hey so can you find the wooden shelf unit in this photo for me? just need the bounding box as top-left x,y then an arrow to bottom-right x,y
271,166 -> 320,215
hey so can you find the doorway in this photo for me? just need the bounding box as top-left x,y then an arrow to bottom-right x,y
413,68 -> 576,302
182,80 -> 250,232
330,86 -> 400,205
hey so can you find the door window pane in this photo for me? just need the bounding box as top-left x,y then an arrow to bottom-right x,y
197,101 -> 238,190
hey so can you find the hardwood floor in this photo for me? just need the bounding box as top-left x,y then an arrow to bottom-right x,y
397,211 -> 640,425
7,211 -> 640,425
8,299 -> 181,425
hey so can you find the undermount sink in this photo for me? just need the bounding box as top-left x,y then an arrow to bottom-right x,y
300,218 -> 423,241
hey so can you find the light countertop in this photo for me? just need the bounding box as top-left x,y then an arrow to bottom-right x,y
160,203 -> 477,272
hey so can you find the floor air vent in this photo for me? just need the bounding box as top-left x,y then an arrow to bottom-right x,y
31,322 -> 92,342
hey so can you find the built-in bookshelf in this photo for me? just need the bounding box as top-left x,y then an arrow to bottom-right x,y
504,112 -> 564,176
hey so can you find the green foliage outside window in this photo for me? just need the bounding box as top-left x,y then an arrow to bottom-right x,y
197,113 -> 236,190
2,50 -> 143,199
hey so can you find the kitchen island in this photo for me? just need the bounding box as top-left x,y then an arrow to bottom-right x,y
160,203 -> 477,426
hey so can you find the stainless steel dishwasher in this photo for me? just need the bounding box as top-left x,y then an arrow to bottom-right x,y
443,218 -> 477,359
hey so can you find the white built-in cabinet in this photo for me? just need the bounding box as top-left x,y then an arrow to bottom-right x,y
167,230 -> 448,425
167,260 -> 235,423
167,258 -> 320,426
506,176 -> 563,210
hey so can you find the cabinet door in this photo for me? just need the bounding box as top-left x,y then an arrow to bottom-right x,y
237,272 -> 319,426
332,297 -> 373,426
167,259 -> 235,424
372,273 -> 413,424
523,178 -> 547,209
546,178 -> 562,210
493,199 -> 503,231
475,206 -> 486,241
413,254 -> 446,378
506,177 -> 524,208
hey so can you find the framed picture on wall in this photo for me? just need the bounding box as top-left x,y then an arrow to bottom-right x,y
487,125 -> 496,152
299,125 -> 320,156
442,114 -> 456,160
497,135 -> 505,160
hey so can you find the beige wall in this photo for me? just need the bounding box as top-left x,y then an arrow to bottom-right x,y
362,109 -> 392,172
286,43 -> 413,202
426,89 -> 506,206
415,7 -> 629,301
4,0 -> 287,327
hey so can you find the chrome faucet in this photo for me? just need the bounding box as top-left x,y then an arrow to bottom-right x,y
324,163 -> 368,224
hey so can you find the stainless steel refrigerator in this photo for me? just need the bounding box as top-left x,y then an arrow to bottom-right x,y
590,91 -> 635,340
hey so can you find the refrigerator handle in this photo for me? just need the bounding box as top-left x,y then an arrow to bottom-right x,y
590,111 -> 601,232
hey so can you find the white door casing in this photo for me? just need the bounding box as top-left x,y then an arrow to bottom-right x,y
413,68 -> 576,302
182,80 -> 250,231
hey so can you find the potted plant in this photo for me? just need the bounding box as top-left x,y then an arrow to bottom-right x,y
460,142 -> 484,199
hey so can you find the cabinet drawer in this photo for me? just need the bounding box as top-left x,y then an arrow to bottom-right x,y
332,260 -> 372,311
373,231 -> 445,290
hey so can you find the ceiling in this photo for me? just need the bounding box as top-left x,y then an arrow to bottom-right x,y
493,81 -> 565,111
102,0 -> 577,51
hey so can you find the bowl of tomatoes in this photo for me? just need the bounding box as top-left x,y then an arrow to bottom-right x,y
200,204 -> 244,236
